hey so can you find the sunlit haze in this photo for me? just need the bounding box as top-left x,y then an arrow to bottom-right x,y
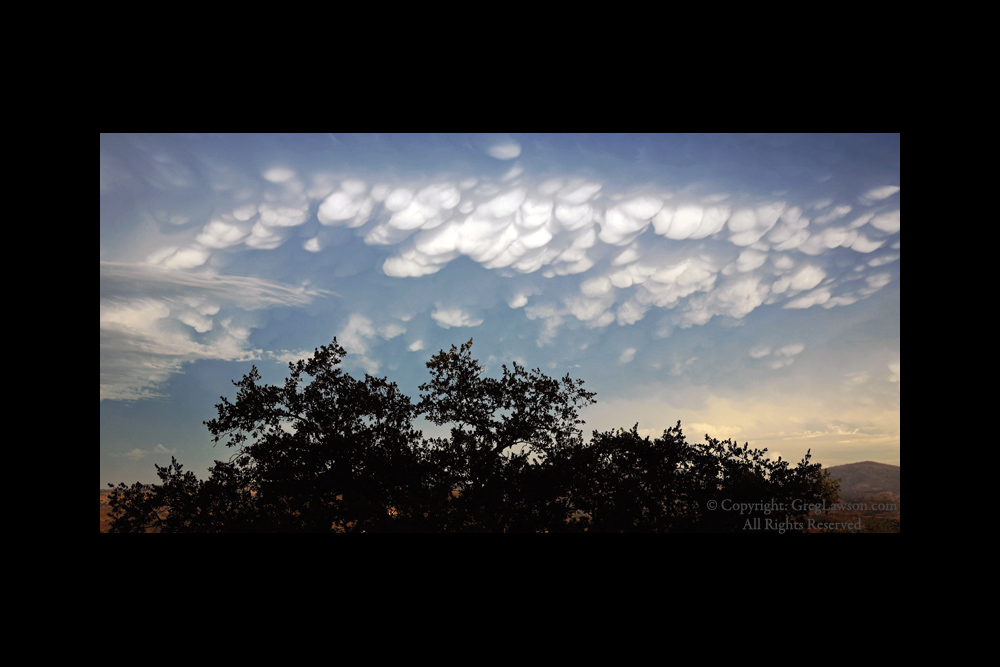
100,133 -> 900,486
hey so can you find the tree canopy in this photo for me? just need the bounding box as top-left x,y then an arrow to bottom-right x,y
106,338 -> 839,533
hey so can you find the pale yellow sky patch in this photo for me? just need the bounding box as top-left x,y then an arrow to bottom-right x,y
582,381 -> 899,468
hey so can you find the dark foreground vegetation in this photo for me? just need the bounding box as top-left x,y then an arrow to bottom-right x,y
107,339 -> 841,533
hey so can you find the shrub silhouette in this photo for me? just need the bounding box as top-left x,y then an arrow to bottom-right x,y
107,338 -> 838,532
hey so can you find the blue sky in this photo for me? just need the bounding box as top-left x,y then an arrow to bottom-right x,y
100,133 -> 900,487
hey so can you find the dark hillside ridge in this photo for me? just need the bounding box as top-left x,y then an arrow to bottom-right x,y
825,461 -> 899,498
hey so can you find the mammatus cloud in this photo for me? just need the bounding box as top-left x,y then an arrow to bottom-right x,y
100,262 -> 328,401
111,146 -> 898,363
483,134 -> 522,160
860,185 -> 900,204
431,307 -> 484,329
316,175 -> 896,345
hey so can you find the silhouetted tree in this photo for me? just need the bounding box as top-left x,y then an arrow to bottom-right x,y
554,423 -> 840,532
417,339 -> 597,531
555,423 -> 703,532
109,339 -> 431,532
107,337 -> 838,533
106,457 -> 205,532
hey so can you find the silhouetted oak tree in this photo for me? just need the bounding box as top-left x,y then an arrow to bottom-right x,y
416,339 -> 596,531
109,340 -> 431,532
558,423 -> 841,532
107,337 -> 838,533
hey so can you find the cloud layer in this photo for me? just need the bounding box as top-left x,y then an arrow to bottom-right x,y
101,133 -> 899,403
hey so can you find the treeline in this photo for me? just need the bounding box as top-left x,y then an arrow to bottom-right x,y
106,339 -> 839,533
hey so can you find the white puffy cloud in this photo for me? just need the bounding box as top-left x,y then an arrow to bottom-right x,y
485,136 -> 522,160
599,201 -> 655,245
478,187 -> 527,219
850,233 -> 884,253
382,247 -> 453,277
862,272 -> 892,294
508,293 -> 530,308
731,248 -> 768,273
337,314 -> 381,373
660,205 -> 702,240
616,298 -> 650,325
269,348 -> 318,364
861,185 -> 900,203
599,196 -> 664,245
379,322 -> 406,339
565,291 -> 616,325
258,202 -> 308,227
523,302 -> 565,346
338,313 -> 376,351
784,288 -> 831,309
620,196 -> 664,220
148,246 -> 211,270
652,203 -> 736,245
262,167 -> 296,184
779,343 -> 806,357
556,179 -> 602,204
870,209 -> 900,233
814,205 -> 852,225
177,300 -> 218,333
245,221 -> 289,250
677,275 -> 767,327
769,224 -> 811,251
317,179 -> 373,227
728,202 -> 783,246
336,314 -> 409,373
197,219 -> 249,249
580,275 -> 613,298
789,264 -> 827,291
379,183 -> 459,237
555,202 -> 596,231
640,255 -> 720,309
431,307 -> 483,329
698,205 -> 732,238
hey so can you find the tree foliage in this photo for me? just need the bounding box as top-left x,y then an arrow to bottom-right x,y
107,338 -> 839,533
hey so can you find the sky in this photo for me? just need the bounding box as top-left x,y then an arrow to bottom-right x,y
100,133 -> 900,487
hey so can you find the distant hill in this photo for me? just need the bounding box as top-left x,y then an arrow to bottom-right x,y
825,461 -> 900,499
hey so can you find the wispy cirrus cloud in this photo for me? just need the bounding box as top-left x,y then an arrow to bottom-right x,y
100,262 -> 330,401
